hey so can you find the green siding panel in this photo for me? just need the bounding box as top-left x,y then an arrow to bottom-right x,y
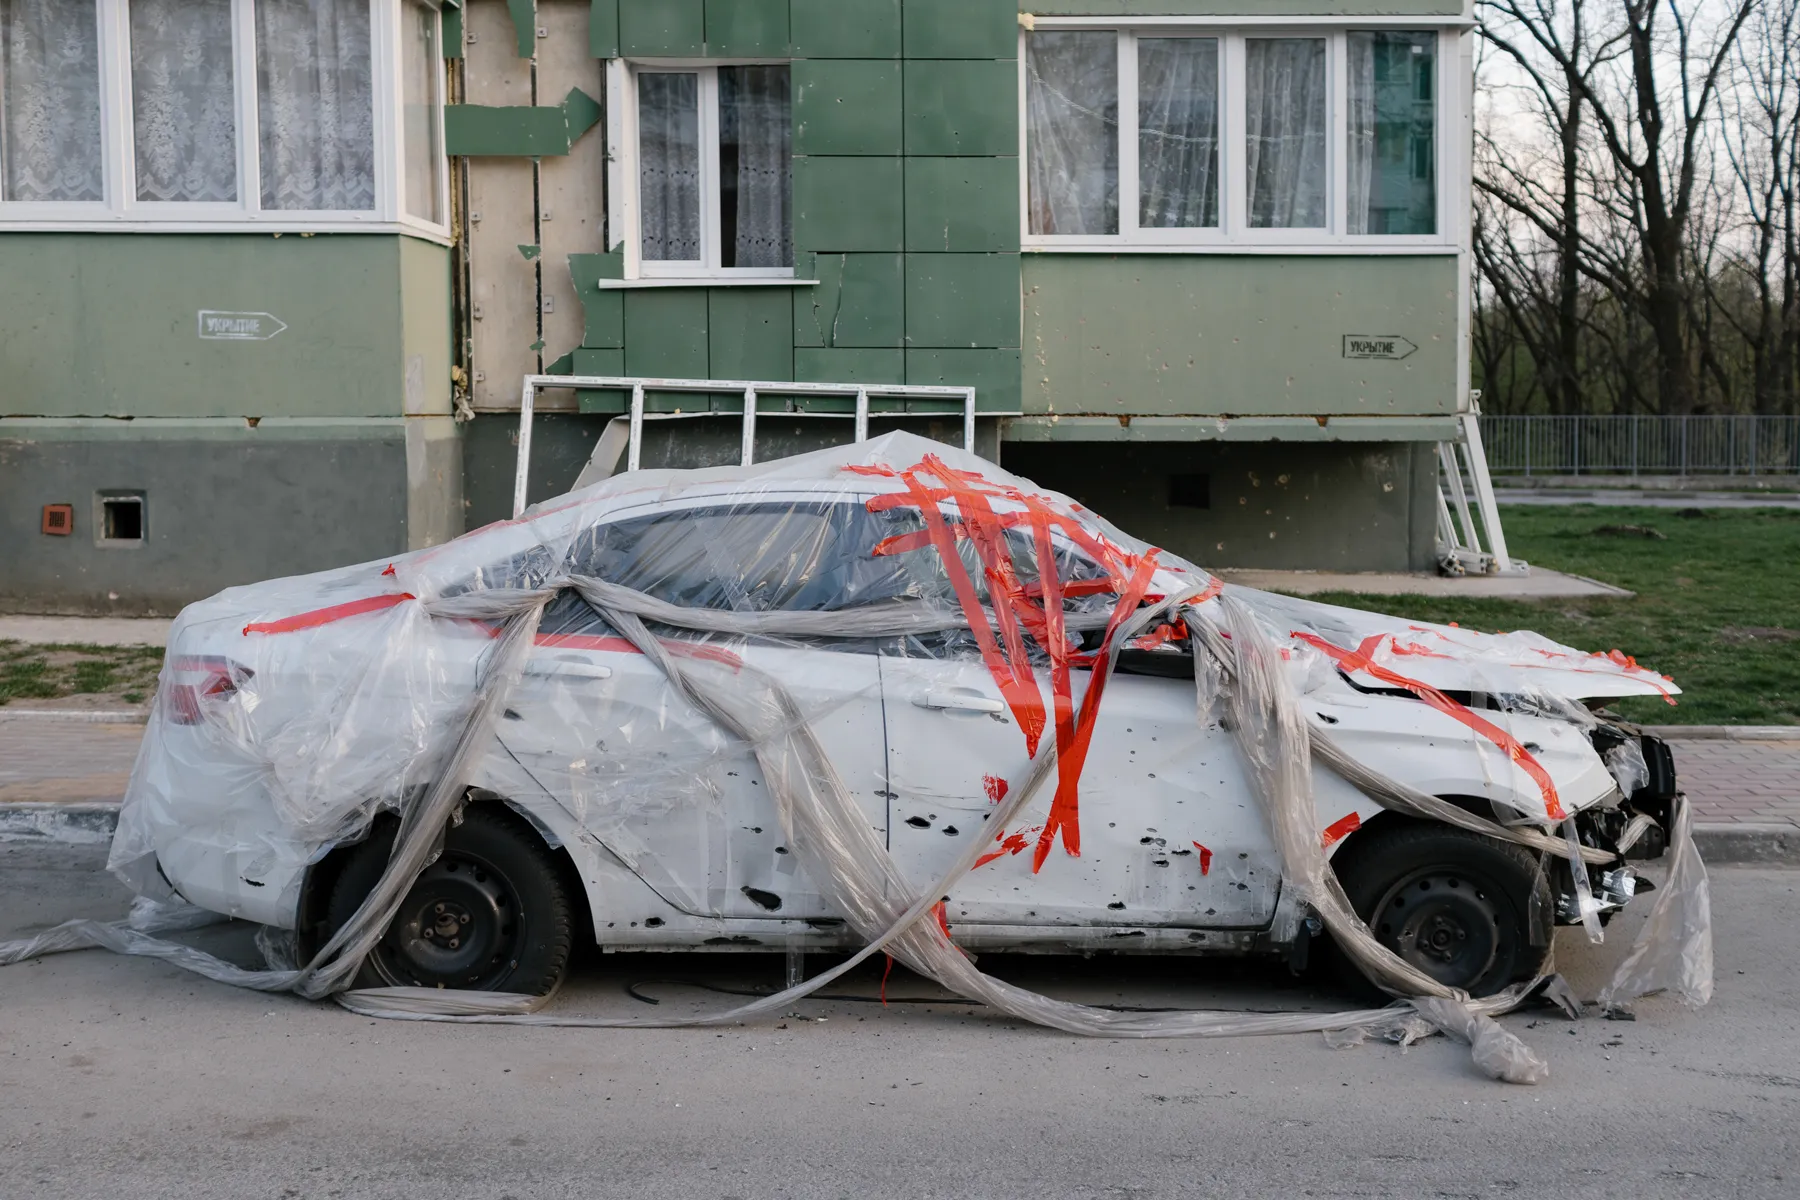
1029,0 -> 1459,13
705,0 -> 787,55
569,252 -> 625,347
442,3 -> 464,58
623,289 -> 709,377
793,157 -> 904,252
904,253 -> 1019,348
793,60 -> 902,155
505,0 -> 535,57
794,253 -> 905,348
0,233 -> 422,419
708,288 -> 794,381
904,59 -> 1018,156
443,90 -> 602,157
905,157 -> 1019,252
789,0 -> 900,58
573,347 -> 628,412
907,348 -> 1022,412
619,0 -> 704,56
590,0 -> 619,57
794,347 -> 906,385
1020,254 -> 1461,417
903,0 -> 1017,59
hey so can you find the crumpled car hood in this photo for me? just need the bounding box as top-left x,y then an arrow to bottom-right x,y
1232,587 -> 1680,706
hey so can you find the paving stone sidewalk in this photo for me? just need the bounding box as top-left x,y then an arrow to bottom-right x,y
1,713 -> 1794,830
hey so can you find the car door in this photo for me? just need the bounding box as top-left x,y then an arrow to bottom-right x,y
497,498 -> 890,921
878,526 -> 1281,930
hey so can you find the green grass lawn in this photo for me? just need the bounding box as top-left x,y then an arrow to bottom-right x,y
0,641 -> 163,707
1305,505 -> 1800,726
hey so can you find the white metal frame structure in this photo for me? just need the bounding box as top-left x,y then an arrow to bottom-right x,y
511,375 -> 996,518
1436,403 -> 1523,576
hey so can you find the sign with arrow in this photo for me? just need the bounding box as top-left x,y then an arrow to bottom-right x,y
198,310 -> 288,341
1342,334 -> 1417,360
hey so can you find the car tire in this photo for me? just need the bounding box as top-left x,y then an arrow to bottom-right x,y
1327,820 -> 1552,1000
325,803 -> 573,995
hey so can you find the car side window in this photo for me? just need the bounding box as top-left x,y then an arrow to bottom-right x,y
562,501 -> 949,614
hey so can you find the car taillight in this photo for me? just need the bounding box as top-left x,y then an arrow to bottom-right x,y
163,656 -> 254,725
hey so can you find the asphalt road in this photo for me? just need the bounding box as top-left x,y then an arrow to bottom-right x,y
2,843 -> 1797,1200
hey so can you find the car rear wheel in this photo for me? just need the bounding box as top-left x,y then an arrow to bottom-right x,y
1328,820 -> 1552,999
326,803 -> 573,995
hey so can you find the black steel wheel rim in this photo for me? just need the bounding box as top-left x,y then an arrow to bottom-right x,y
372,853 -> 522,989
1371,867 -> 1503,989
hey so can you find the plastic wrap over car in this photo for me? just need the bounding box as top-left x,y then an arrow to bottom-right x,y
7,432 -> 1710,1084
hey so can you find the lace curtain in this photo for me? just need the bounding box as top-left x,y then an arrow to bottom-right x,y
639,71 -> 700,261
1245,38 -> 1326,229
1138,37 -> 1217,230
1026,31 -> 1117,236
0,0 -> 103,202
131,0 -> 237,202
256,0 -> 373,211
719,65 -> 790,269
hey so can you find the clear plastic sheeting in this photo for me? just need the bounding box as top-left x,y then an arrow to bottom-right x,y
1598,797 -> 1714,1011
0,433 -> 1712,1082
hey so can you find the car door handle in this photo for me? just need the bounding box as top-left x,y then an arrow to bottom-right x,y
524,658 -> 613,680
914,690 -> 1005,714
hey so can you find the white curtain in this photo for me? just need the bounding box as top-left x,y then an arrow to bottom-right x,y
0,0 -> 103,201
1138,37 -> 1217,229
1026,30 -> 1117,236
130,0 -> 237,202
1346,32 -> 1375,236
255,0 -> 373,211
1244,38 -> 1326,229
719,65 -> 790,269
639,71 -> 700,261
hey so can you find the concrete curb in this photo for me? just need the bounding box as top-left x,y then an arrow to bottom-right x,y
0,804 -> 121,845
0,709 -> 149,724
6,804 -> 1797,865
1692,824 -> 1800,865
1643,725 -> 1800,741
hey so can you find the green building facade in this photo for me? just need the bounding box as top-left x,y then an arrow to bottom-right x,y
1,0 -> 1471,614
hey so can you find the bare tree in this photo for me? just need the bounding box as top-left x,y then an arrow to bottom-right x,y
1475,0 -> 1625,415
1718,0 -> 1799,416
1575,0 -> 1756,414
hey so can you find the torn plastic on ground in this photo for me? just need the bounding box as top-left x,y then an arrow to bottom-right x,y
0,434 -> 1710,1081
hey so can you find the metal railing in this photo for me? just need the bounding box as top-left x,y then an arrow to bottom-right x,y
1481,414 -> 1800,476
511,375 -> 1010,518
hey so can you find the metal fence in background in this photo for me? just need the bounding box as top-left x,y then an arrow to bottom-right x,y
1481,414 -> 1800,476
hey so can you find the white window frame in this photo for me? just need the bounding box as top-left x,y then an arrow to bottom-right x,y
0,0 -> 449,241
608,57 -> 795,283
1020,18 -> 1469,255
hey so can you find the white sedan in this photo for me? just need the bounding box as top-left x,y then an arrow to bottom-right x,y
113,433 -> 1681,1001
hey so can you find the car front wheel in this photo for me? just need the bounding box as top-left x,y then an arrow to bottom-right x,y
325,803 -> 573,995
1329,820 -> 1552,999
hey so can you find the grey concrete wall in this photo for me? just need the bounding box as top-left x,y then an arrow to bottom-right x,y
998,442 -> 1440,572
461,412 -> 1001,528
1,421 -> 462,615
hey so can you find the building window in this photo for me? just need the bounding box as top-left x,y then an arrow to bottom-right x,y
399,0 -> 440,223
1348,30 -> 1435,235
0,0 -> 443,235
0,0 -> 105,202
130,0 -> 239,203
631,63 -> 792,278
257,0 -> 376,212
1024,26 -> 1449,249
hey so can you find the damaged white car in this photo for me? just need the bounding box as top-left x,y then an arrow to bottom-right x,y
114,433 -> 1683,1003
